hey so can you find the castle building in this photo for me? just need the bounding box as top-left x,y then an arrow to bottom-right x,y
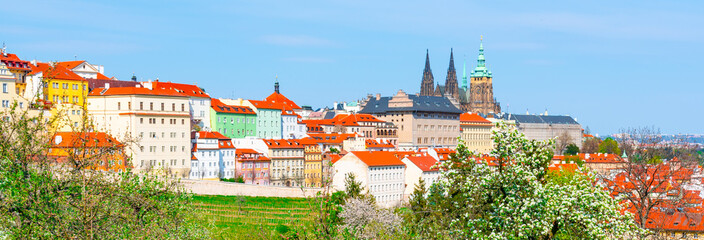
419,39 -> 501,115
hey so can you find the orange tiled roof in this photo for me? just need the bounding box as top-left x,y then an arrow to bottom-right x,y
211,98 -> 255,115
249,99 -> 287,110
351,151 -> 405,167
218,139 -> 235,149
95,72 -> 111,80
406,155 -> 439,172
152,81 -> 210,98
365,139 -> 395,148
263,139 -> 305,149
265,92 -> 301,109
30,63 -> 84,81
548,163 -> 578,173
88,86 -> 187,97
0,52 -> 31,71
460,112 -> 491,123
56,61 -> 85,70
192,131 -> 230,139
308,133 -> 357,144
51,132 -> 122,148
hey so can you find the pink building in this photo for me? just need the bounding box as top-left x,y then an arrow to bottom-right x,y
235,148 -> 270,185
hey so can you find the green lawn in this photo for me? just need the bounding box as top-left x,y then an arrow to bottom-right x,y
191,195 -> 312,238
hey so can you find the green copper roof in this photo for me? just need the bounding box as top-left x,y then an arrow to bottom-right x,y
461,57 -> 467,90
470,40 -> 492,78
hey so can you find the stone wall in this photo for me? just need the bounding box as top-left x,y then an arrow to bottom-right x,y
181,179 -> 322,198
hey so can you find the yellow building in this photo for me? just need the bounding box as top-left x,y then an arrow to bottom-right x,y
28,63 -> 88,131
302,138 -> 323,188
459,112 -> 493,154
29,62 -> 88,106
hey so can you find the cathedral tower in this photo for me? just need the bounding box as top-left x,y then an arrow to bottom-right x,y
444,48 -> 459,100
420,49 -> 435,96
469,38 -> 501,115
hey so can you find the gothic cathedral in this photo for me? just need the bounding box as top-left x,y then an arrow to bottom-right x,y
419,40 -> 501,115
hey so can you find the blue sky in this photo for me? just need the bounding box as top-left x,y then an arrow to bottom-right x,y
2,0 -> 703,135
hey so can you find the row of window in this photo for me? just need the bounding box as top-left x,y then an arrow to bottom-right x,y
417,137 -> 458,145
140,145 -> 187,153
417,124 -> 458,132
139,117 -> 186,125
139,131 -> 187,139
140,159 -> 186,167
272,160 -> 304,167
51,82 -> 86,91
118,101 -> 186,112
51,95 -> 81,104
218,116 -> 255,124
370,171 -> 403,182
371,183 -> 404,193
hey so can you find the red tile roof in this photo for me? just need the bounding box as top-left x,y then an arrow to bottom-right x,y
0,52 -> 31,71
263,139 -> 305,149
365,139 -> 395,148
308,133 -> 357,144
56,61 -> 84,70
51,132 -> 123,148
350,151 -> 405,167
249,100 -> 287,110
152,81 -> 210,98
88,86 -> 187,97
406,155 -> 439,172
211,98 -> 255,115
30,63 -> 84,81
265,92 -> 301,109
218,139 -> 235,149
192,131 -> 230,139
95,72 -> 112,80
460,112 -> 491,124
548,163 -> 578,173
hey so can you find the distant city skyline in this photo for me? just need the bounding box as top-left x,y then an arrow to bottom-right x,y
2,0 -> 703,135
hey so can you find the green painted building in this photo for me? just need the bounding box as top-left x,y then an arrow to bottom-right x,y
210,98 -> 257,139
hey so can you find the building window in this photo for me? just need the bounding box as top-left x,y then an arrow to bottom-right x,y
150,102 -> 153,110
117,102 -> 121,110
161,103 -> 164,111
181,104 -> 185,111
140,102 -> 143,110
2,83 -> 6,93
172,103 -> 175,111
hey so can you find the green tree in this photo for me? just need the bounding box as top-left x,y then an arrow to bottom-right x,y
343,173 -> 363,200
598,137 -> 621,154
564,143 -> 580,155
407,123 -> 641,239
0,103 -> 212,239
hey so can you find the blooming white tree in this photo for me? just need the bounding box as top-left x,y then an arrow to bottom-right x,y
414,123 -> 643,239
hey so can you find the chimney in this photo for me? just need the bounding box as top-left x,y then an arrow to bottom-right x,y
144,81 -> 153,90
375,94 -> 381,100
104,83 -> 110,89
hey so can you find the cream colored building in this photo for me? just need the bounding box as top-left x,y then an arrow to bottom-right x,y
263,139 -> 305,187
359,90 -> 462,150
0,63 -> 31,114
86,83 -> 191,177
460,112 -> 493,154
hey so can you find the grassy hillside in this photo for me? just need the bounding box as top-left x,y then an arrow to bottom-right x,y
191,195 -> 311,238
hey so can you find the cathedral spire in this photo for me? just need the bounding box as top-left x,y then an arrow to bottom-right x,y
471,36 -> 492,78
420,49 -> 435,96
462,56 -> 467,90
444,48 -> 458,99
424,49 -> 432,74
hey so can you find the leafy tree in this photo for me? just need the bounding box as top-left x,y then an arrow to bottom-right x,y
343,173 -> 363,200
599,137 -> 621,154
407,123 -> 641,239
582,137 -> 601,153
564,143 -> 580,155
0,103 -> 212,239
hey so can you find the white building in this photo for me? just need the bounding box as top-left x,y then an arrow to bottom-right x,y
87,84 -> 191,177
0,62 -> 29,112
150,81 -> 212,131
332,151 -> 406,207
56,61 -> 105,79
190,131 -> 236,180
282,106 -> 307,139
401,154 -> 441,200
